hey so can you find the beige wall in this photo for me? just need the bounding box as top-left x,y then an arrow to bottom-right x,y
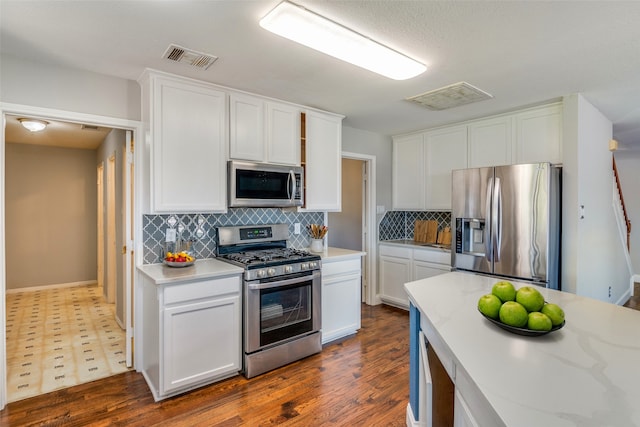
5,143 -> 97,289
328,159 -> 363,251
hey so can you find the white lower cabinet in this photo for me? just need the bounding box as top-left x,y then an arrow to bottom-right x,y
454,390 -> 479,427
321,257 -> 362,344
379,244 -> 450,309
141,274 -> 242,401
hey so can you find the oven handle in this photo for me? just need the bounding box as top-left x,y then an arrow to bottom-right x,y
247,270 -> 320,290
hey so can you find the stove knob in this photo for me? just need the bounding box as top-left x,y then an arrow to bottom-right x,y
257,269 -> 266,278
267,268 -> 276,276
301,263 -> 309,270
310,261 -> 318,269
284,265 -> 293,274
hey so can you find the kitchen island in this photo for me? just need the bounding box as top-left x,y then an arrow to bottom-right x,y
405,271 -> 640,427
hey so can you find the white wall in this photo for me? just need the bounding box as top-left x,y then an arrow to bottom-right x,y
612,150 -> 640,273
341,125 -> 392,224
562,94 -> 629,302
0,54 -> 140,121
5,143 -> 97,289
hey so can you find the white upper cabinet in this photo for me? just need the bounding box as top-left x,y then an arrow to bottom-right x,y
229,93 -> 300,166
266,102 -> 301,166
514,104 -> 562,164
229,93 -> 264,162
304,110 -> 343,211
468,116 -> 513,168
392,134 -> 425,210
142,71 -> 228,213
424,126 -> 468,210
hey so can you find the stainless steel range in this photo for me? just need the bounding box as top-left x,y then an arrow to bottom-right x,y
215,223 -> 322,378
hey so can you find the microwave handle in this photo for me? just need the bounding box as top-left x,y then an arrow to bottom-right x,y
288,170 -> 296,201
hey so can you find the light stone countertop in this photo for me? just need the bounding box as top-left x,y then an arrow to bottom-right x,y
379,239 -> 451,252
138,258 -> 244,285
314,246 -> 366,262
405,271 -> 640,427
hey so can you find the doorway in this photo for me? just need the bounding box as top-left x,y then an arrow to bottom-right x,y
0,107 -> 138,408
328,152 -> 377,305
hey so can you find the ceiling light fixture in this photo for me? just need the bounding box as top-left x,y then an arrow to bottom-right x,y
259,1 -> 426,80
18,118 -> 48,132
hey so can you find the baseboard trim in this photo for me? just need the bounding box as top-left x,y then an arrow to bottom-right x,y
6,280 -> 98,294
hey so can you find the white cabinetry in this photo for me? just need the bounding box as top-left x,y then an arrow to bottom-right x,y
392,127 -> 467,211
304,110 -> 343,211
468,116 -> 513,168
321,257 -> 362,344
379,244 -> 450,309
229,93 -> 300,166
424,126 -> 468,210
140,70 -> 227,213
514,104 -> 562,164
141,273 -> 241,401
392,134 -> 425,210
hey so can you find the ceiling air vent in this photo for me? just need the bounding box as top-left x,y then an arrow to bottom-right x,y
81,124 -> 99,131
406,82 -> 493,111
163,44 -> 218,70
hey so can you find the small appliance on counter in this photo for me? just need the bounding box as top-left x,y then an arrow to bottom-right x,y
215,223 -> 321,378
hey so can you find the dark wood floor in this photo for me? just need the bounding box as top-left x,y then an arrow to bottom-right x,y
623,282 -> 640,310
1,304 -> 410,427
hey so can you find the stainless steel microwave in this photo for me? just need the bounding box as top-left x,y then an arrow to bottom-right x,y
228,161 -> 304,208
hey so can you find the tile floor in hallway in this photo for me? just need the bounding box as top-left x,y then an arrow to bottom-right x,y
5,284 -> 130,402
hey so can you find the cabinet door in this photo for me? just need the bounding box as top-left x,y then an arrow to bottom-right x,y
322,271 -> 361,344
379,256 -> 412,308
414,261 -> 450,281
454,390 -> 480,427
304,110 -> 342,211
514,104 -> 562,164
392,134 -> 425,210
468,116 -> 513,167
229,93 -> 264,162
162,294 -> 240,394
152,77 -> 227,212
425,126 -> 468,210
266,102 -> 301,165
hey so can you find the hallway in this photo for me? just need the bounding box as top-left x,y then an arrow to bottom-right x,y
5,284 -> 129,402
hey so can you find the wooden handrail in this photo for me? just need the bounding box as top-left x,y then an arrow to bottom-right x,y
613,155 -> 631,250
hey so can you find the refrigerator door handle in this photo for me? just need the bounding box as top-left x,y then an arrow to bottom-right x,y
493,177 -> 502,262
485,177 -> 493,261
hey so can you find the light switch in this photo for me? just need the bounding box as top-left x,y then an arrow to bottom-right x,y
294,223 -> 301,235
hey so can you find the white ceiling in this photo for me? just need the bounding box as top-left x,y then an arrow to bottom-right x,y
2,1 -> 640,149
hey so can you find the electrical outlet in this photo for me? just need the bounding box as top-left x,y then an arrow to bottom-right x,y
294,223 -> 301,235
608,286 -> 612,298
165,228 -> 177,243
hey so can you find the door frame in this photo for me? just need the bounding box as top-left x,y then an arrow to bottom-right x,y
0,102 -> 143,410
341,152 -> 378,305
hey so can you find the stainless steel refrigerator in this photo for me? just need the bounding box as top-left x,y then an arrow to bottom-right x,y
451,162 -> 561,289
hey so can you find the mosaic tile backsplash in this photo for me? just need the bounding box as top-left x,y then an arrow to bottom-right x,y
142,208 -> 324,264
378,211 -> 451,241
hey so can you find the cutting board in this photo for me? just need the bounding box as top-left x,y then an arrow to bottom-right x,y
414,220 -> 439,243
438,226 -> 452,245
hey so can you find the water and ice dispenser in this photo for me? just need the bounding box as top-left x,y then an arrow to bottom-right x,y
455,218 -> 486,256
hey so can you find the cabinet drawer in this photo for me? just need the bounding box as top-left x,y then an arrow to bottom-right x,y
164,275 -> 241,305
322,258 -> 361,277
379,244 -> 412,258
413,247 -> 451,265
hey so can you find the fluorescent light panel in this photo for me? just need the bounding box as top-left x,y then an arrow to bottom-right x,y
260,1 -> 426,80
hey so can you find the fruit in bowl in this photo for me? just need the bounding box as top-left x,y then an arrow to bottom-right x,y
165,251 -> 194,263
477,281 -> 565,336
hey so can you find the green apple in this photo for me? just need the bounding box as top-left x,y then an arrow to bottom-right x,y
499,301 -> 528,328
515,286 -> 545,312
527,312 -> 552,331
478,294 -> 502,320
492,281 -> 516,303
541,303 -> 565,326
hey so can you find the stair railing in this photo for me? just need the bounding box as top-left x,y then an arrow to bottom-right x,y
612,155 -> 631,250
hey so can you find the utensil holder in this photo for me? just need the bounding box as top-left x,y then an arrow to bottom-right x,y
310,238 -> 324,253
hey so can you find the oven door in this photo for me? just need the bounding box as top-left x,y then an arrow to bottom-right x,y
245,270 -> 321,354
